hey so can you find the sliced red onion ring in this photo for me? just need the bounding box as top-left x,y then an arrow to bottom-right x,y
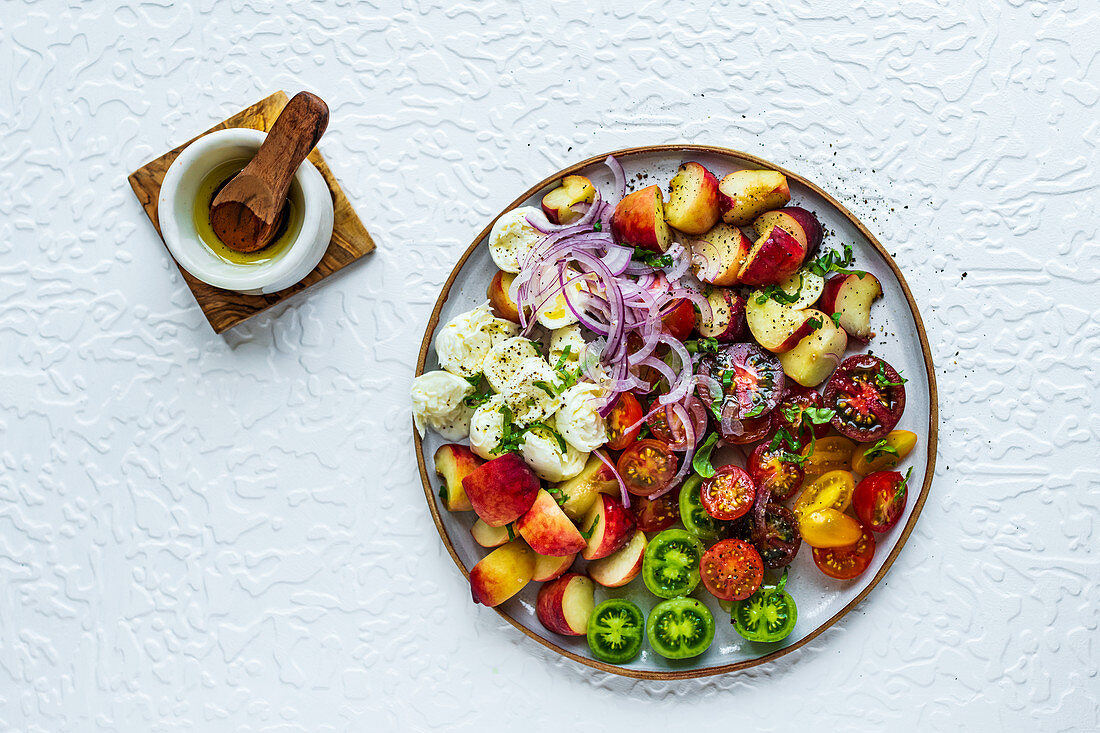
606,155 -> 626,203
593,449 -> 630,508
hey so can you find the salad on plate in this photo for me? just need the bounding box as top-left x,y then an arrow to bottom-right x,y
412,156 -> 918,664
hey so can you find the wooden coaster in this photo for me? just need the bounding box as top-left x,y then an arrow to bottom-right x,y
128,91 -> 375,334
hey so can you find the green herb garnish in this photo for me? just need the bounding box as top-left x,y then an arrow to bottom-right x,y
875,364 -> 908,388
462,374 -> 494,408
806,244 -> 865,279
692,433 -> 720,478
863,439 -> 900,461
685,337 -> 719,354
632,246 -> 673,268
580,514 -> 600,541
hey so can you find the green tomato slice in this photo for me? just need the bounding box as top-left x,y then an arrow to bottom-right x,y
642,528 -> 704,599
731,571 -> 798,643
678,475 -> 723,540
647,597 -> 715,659
586,599 -> 645,664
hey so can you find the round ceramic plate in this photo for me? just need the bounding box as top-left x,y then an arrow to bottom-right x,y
414,146 -> 938,680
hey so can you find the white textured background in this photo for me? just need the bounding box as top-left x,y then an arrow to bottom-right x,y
1,1 -> 1097,731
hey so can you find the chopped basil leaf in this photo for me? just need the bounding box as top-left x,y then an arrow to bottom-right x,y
631,246 -> 673,268
863,439 -> 900,461
692,433 -> 720,478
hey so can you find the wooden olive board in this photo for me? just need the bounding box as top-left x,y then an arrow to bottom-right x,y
128,91 -> 375,334
414,146 -> 938,680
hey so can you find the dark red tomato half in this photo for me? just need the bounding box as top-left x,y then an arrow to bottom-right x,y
647,404 -> 684,445
823,355 -> 906,442
753,504 -> 802,569
747,442 -> 805,501
776,384 -> 830,447
853,470 -> 909,532
719,411 -> 775,445
606,392 -> 643,451
700,539 -> 764,601
632,488 -> 680,532
813,525 -> 876,579
699,343 -> 786,422
661,299 -> 695,341
701,465 -> 755,521
617,439 -> 679,496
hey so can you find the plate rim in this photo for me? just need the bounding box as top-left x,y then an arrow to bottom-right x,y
412,144 -> 939,680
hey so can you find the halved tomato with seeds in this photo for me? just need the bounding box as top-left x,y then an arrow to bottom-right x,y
616,439 -> 678,496
752,504 -> 802,569
698,343 -> 786,422
700,539 -> 764,601
813,525 -> 875,579
747,442 -> 805,501
701,465 -> 755,521
632,488 -> 680,532
776,384 -> 830,446
660,298 -> 696,341
605,392 -> 643,450
823,355 -> 906,442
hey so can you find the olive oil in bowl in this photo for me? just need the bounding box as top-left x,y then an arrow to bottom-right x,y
192,158 -> 305,265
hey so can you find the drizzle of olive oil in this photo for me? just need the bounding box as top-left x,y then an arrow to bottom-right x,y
192,158 -> 305,265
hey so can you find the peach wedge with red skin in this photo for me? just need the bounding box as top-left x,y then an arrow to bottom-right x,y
690,223 -> 753,286
587,529 -> 647,588
665,162 -> 721,235
610,185 -> 672,254
554,452 -> 619,521
536,573 -> 595,636
718,169 -> 791,226
434,444 -> 483,512
745,294 -> 817,353
818,272 -> 883,340
487,270 -> 520,323
532,552 -> 575,582
517,489 -> 588,557
470,538 -> 535,607
462,453 -> 540,527
738,225 -> 807,286
694,287 -> 747,343
541,175 -> 596,225
753,207 -> 823,259
777,309 -> 849,387
580,494 -> 638,561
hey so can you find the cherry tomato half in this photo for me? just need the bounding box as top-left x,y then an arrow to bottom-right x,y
605,392 -> 643,451
747,442 -> 805,501
701,465 -> 755,521
617,439 -> 678,496
719,410 -> 776,445
776,384 -> 830,446
700,538 -> 764,601
587,599 -> 645,664
642,529 -> 704,599
852,430 -> 918,476
853,469 -> 910,532
699,343 -> 786,422
753,503 -> 802,569
799,508 -> 864,548
661,298 -> 696,341
792,470 -> 856,519
823,355 -> 906,442
813,525 -> 876,579
732,570 -> 797,643
646,403 -> 683,444
678,475 -> 724,540
632,488 -> 680,532
647,597 -> 715,659
801,436 -> 856,476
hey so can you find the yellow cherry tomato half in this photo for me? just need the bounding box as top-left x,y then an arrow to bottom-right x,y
852,430 -> 918,476
799,508 -> 864,548
792,470 -> 856,519
801,436 -> 856,476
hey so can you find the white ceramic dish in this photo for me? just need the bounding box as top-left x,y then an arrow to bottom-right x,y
413,146 -> 938,679
158,128 -> 333,294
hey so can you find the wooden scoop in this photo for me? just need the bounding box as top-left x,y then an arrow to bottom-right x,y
210,92 -> 329,253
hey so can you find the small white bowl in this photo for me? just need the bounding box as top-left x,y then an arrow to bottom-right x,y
158,128 -> 334,294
